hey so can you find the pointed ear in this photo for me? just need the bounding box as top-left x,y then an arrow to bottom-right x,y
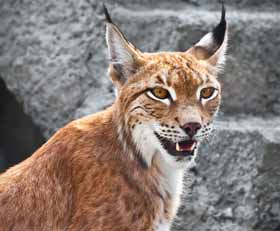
186,3 -> 228,70
103,5 -> 143,87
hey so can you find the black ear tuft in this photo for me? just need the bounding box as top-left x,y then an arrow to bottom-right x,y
212,1 -> 226,47
103,3 -> 113,24
186,0 -> 228,68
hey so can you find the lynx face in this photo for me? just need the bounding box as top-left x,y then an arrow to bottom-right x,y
105,6 -> 227,168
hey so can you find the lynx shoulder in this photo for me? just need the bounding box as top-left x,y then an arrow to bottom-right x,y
0,4 -> 228,231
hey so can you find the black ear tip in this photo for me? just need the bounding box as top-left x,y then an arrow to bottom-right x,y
220,0 -> 226,23
212,0 -> 227,46
103,3 -> 113,23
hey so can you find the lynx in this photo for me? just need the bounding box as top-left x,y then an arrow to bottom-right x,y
0,4 -> 228,231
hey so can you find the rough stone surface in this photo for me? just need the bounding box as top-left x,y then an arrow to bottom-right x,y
107,0 -> 280,11
0,0 -> 113,137
0,0 -> 280,230
173,118 -> 280,231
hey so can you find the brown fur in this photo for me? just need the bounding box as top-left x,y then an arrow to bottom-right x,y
0,108 -> 161,230
0,7 -> 227,230
0,53 -> 220,230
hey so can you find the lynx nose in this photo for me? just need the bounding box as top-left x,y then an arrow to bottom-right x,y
182,122 -> 201,138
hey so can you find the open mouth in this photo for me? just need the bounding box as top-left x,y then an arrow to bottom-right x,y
155,132 -> 197,157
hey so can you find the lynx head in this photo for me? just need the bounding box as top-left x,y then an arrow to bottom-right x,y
104,4 -> 228,169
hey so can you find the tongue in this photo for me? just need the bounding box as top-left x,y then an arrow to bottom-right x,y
176,140 -> 197,152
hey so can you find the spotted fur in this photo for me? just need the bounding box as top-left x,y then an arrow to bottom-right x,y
0,4 -> 228,231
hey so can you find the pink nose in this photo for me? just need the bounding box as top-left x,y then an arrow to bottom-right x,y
182,122 -> 201,138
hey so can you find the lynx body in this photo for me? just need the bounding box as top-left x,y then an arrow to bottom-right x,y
0,5 -> 228,231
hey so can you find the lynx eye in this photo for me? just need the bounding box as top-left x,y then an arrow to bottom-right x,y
200,87 -> 217,99
151,87 -> 170,99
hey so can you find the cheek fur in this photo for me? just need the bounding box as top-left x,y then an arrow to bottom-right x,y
204,95 -> 221,116
126,96 -> 162,131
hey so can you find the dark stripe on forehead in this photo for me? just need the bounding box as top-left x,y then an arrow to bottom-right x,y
155,75 -> 164,85
185,61 -> 199,73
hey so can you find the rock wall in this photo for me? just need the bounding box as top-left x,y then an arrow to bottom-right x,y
0,0 -> 279,230
175,119 -> 280,231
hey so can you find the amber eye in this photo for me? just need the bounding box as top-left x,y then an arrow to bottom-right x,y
200,87 -> 216,99
151,87 -> 170,99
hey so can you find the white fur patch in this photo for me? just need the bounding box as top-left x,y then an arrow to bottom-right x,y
155,220 -> 171,231
106,24 -> 136,66
196,32 -> 214,49
196,30 -> 228,67
167,86 -> 177,101
153,153 -> 185,231
132,123 -> 159,166
132,122 -> 195,231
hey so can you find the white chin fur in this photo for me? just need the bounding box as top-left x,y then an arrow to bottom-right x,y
132,122 -> 196,230
131,123 -> 159,167
132,123 -> 196,169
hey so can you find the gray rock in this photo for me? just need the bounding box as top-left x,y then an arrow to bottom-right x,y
107,0 -> 280,11
0,0 -> 279,230
0,0 -> 111,137
172,118 -> 280,231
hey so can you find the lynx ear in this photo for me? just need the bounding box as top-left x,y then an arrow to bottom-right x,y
186,2 -> 228,70
104,5 -> 142,86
